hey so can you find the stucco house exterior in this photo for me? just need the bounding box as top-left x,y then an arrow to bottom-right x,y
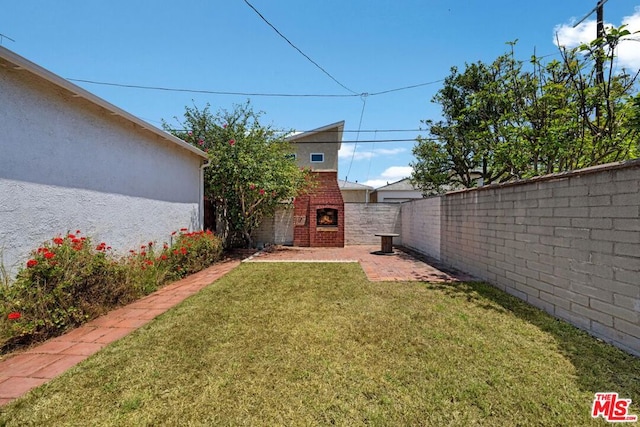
0,46 -> 208,276
289,121 -> 345,247
252,121 -> 346,247
338,179 -> 374,203
370,178 -> 423,203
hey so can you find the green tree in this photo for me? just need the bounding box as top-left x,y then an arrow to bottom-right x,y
164,102 -> 312,248
411,28 -> 639,195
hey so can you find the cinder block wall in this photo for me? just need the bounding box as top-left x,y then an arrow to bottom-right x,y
344,203 -> 402,245
401,197 -> 441,259
402,160 -> 640,356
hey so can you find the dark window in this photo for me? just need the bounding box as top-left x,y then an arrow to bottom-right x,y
310,153 -> 324,162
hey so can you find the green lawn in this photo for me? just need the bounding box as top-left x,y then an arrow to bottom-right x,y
1,263 -> 638,426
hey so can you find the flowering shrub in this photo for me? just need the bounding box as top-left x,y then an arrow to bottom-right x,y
168,229 -> 223,277
0,229 -> 223,354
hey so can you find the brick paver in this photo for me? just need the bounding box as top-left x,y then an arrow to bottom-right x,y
0,245 -> 474,406
246,245 -> 476,282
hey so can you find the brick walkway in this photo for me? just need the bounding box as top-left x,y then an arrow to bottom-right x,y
0,258 -> 240,406
0,245 -> 474,406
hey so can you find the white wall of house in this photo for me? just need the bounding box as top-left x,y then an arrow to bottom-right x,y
374,190 -> 423,203
0,48 -> 206,276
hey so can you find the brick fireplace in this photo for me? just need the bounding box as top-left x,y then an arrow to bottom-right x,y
293,171 -> 345,247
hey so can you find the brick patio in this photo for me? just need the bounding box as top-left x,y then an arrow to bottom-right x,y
245,245 -> 476,282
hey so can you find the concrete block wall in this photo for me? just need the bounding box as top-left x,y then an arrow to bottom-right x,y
402,160 -> 640,356
344,203 -> 402,245
252,206 -> 295,246
401,197 -> 441,259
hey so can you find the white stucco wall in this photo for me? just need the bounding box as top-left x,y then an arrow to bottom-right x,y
375,190 -> 423,203
0,56 -> 204,276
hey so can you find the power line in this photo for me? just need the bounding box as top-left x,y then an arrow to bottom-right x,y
66,78 -> 358,98
0,33 -> 15,45
368,79 -> 445,95
169,128 -> 422,133
345,94 -> 369,182
67,77 -> 443,99
242,0 -> 359,95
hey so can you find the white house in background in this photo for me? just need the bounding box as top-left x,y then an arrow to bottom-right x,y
0,46 -> 208,276
370,178 -> 423,203
338,179 -> 374,203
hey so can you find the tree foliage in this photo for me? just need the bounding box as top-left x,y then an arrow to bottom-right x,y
411,27 -> 639,195
164,102 -> 312,248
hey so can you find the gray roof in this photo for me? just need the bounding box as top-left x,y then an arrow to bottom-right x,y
372,178 -> 417,191
338,179 -> 374,190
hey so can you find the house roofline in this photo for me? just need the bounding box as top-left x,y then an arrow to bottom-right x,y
370,177 -> 415,192
285,120 -> 345,150
0,46 -> 207,160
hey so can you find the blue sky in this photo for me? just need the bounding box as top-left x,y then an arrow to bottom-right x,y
2,1 -> 639,188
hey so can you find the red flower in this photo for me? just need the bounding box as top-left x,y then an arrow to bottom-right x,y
106,246 -> 112,250
171,231 -> 177,236
188,131 -> 193,135
26,259 -> 38,268
53,237 -> 64,245
148,242 -> 153,247
229,139 -> 236,146
259,189 -> 265,195
129,250 -> 136,254
141,245 -> 147,250
140,251 -> 147,257
180,247 -> 187,255
173,250 -> 179,255
44,252 -> 55,260
7,312 -> 21,320
145,260 -> 153,266
180,228 -> 188,232
198,139 -> 204,146
75,230 -> 81,234
250,184 -> 256,190
160,254 -> 168,260
68,234 -> 75,239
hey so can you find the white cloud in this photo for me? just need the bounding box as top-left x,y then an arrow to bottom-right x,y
554,7 -> 640,70
381,166 -> 413,178
338,145 -> 406,161
362,165 -> 413,188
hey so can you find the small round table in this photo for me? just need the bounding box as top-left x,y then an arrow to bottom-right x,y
374,233 -> 399,254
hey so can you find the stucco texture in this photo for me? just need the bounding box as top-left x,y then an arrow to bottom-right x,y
0,56 -> 203,276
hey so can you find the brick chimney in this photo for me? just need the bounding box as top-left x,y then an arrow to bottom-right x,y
293,171 -> 344,247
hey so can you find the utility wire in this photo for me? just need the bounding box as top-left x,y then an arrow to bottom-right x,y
170,128 -> 423,133
67,77 -> 442,98
345,94 -> 369,181
66,78 -> 358,98
242,0 -> 358,95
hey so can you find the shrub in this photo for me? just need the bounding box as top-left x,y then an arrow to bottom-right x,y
0,229 -> 224,354
168,229 -> 223,277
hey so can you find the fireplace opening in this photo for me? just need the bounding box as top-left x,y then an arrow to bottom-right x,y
316,208 -> 338,227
